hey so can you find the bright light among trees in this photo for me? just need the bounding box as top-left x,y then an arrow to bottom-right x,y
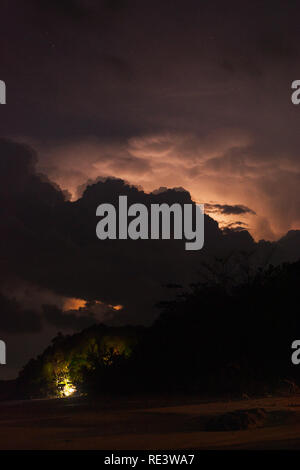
62,382 -> 76,397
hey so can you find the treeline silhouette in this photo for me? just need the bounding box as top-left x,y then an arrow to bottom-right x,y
18,260 -> 300,398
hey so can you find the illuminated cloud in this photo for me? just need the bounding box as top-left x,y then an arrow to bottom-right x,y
32,129 -> 290,241
63,297 -> 86,311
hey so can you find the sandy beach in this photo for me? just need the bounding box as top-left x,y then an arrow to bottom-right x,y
1,394 -> 300,450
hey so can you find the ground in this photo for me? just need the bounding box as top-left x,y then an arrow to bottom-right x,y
1,394 -> 300,449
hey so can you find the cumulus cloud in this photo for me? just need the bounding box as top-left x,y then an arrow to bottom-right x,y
31,130 -> 289,241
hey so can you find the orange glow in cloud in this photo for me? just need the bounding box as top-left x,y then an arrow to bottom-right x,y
63,297 -> 86,311
36,131 -> 282,240
111,304 -> 123,311
62,298 -> 123,313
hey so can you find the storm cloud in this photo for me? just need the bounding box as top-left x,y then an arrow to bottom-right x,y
0,139 -> 256,330
2,1 -> 300,377
0,1 -> 299,240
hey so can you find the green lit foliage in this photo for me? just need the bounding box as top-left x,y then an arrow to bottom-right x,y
100,336 -> 132,365
18,325 -> 141,397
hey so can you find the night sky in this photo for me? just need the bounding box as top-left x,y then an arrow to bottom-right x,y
1,0 -> 300,378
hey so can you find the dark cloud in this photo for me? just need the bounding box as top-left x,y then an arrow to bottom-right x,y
42,304 -> 95,331
205,203 -> 256,216
0,294 -> 41,334
220,221 -> 249,234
